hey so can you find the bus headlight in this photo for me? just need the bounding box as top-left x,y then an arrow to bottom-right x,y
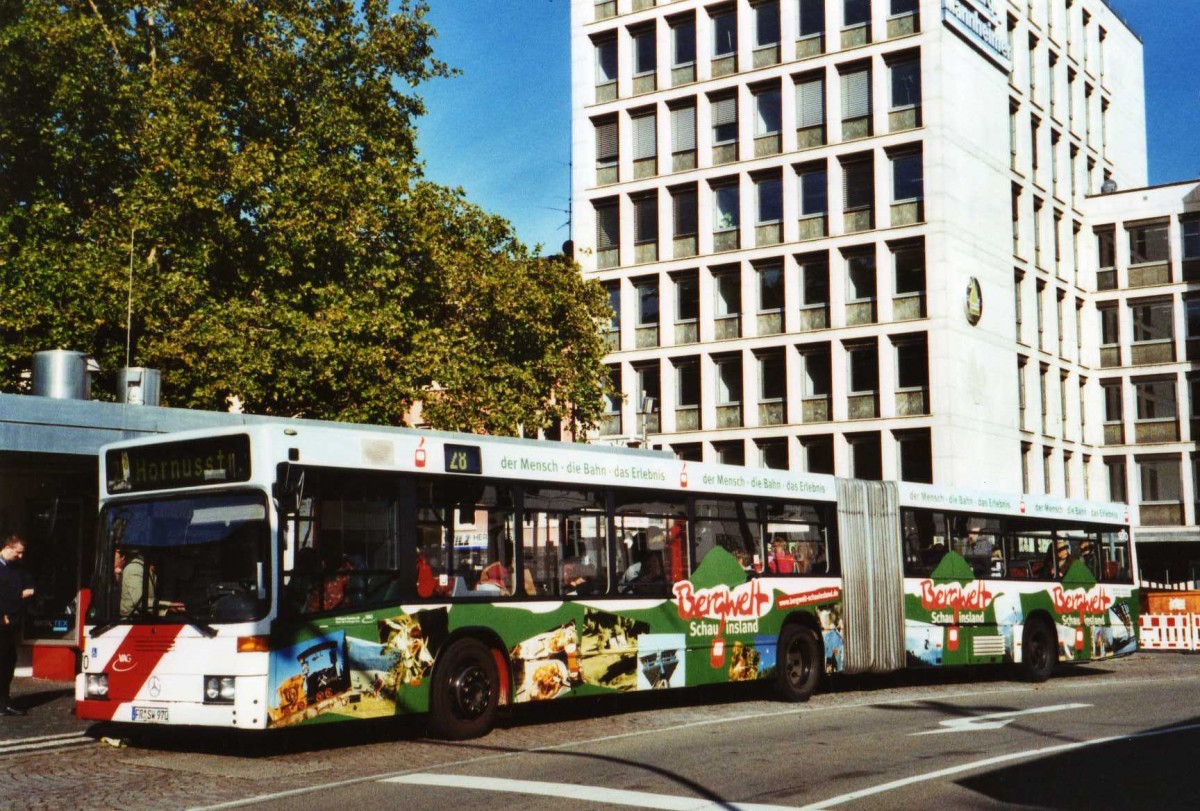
85,673 -> 109,700
203,676 -> 236,704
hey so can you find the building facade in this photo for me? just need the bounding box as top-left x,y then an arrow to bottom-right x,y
570,0 -> 1200,580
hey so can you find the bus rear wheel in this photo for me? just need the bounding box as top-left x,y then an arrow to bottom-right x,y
428,638 -> 500,740
1021,619 -> 1057,683
775,624 -> 822,702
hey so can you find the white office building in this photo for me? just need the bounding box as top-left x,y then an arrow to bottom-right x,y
569,1 -> 1200,580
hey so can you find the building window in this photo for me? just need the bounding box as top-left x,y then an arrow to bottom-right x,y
671,272 -> 699,346
888,57 -> 920,130
670,101 -> 697,171
1105,458 -> 1127,503
716,441 -> 745,466
632,25 -> 657,79
841,247 -> 874,329
595,199 -> 619,269
895,335 -> 928,389
634,277 -> 659,328
715,355 -> 744,428
712,8 -> 737,58
798,0 -> 825,41
1130,299 -> 1174,365
843,0 -> 871,28
756,175 -> 783,225
632,192 -> 659,262
849,433 -> 882,480
842,155 -> 874,232
795,74 -> 826,146
758,439 -> 789,470
799,252 -> 829,331
711,93 -> 738,164
890,148 -> 923,226
671,185 -> 698,257
892,240 -> 925,318
797,163 -> 828,240
758,350 -> 786,425
595,36 -> 618,98
754,1 -> 781,49
675,357 -> 701,430
1135,379 -> 1177,422
840,65 -> 872,140
594,117 -> 618,185
758,263 -> 784,313
710,181 -> 739,233
1128,220 -> 1170,266
632,111 -> 657,178
804,436 -> 835,474
634,362 -> 661,439
847,341 -> 879,395
1183,218 -> 1200,260
671,15 -> 696,71
897,429 -> 932,484
602,364 -> 622,435
713,267 -> 741,338
1139,457 -> 1181,505
754,85 -> 782,141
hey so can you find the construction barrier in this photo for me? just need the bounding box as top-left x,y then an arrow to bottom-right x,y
1138,613 -> 1200,652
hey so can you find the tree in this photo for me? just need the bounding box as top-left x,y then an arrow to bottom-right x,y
0,0 -> 612,435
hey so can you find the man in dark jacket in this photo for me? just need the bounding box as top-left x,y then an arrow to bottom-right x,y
0,535 -> 35,716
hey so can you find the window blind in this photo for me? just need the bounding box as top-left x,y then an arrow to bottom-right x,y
796,79 -> 825,128
596,203 -> 619,249
711,95 -> 738,127
671,105 -> 696,151
633,114 -> 657,160
595,120 -> 618,162
841,69 -> 870,120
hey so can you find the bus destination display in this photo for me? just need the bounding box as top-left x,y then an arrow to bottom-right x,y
106,434 -> 252,493
444,443 -> 482,475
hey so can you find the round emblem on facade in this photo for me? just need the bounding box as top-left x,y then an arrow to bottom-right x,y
965,277 -> 983,325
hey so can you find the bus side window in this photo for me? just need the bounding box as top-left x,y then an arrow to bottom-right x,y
693,499 -> 761,574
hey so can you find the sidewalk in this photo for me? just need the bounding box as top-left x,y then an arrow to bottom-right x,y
1,674 -> 93,746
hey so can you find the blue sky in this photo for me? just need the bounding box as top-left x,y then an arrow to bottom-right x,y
416,1 -> 1199,252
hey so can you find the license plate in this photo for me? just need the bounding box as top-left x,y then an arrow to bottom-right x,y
131,706 -> 169,723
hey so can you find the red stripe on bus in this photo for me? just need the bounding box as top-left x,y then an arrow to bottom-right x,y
93,625 -> 188,720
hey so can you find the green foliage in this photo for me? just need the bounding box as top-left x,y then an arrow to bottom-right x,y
0,0 -> 611,435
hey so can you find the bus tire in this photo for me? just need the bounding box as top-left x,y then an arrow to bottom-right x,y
427,638 -> 500,740
1021,619 -> 1057,683
775,624 -> 822,703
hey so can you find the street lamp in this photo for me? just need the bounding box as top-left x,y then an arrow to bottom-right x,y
638,394 -> 658,449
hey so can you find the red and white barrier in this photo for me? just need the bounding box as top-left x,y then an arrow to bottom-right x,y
1139,614 -> 1200,651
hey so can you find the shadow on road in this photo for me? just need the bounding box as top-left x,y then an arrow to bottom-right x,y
957,717 -> 1200,809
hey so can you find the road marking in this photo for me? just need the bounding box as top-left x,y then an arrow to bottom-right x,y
188,673 -> 1200,811
384,773 -> 797,810
912,702 -> 1092,734
801,721 -> 1200,810
0,731 -> 92,756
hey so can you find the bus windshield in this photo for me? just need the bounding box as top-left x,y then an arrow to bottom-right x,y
92,492 -> 271,625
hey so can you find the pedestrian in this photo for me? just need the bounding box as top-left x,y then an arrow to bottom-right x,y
0,535 -> 35,716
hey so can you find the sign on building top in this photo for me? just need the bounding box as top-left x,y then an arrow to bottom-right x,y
942,0 -> 1013,72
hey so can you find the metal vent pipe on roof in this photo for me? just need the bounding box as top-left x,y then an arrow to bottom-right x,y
31,350 -> 95,400
116,367 -> 162,406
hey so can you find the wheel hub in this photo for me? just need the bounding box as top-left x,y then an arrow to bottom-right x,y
450,665 -> 491,719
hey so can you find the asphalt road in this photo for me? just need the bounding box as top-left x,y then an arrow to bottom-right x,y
5,653 -> 1198,810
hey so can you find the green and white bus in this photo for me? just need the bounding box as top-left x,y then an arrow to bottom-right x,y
77,422 -> 1138,739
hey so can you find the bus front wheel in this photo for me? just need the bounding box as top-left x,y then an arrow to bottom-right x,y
775,624 -> 822,702
1021,619 -> 1057,682
428,638 -> 500,740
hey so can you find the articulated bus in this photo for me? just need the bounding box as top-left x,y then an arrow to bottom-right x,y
76,423 -> 1138,739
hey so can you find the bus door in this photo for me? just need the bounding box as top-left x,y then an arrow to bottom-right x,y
835,479 -> 904,674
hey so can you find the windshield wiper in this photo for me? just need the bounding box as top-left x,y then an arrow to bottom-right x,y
90,621 -> 118,639
179,612 -> 218,638
88,612 -> 217,639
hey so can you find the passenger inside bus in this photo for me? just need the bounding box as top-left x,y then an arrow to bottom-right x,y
767,538 -> 797,574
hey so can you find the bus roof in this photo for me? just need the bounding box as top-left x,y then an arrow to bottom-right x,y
98,422 -> 1129,528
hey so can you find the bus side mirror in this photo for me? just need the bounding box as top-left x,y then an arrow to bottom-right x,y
274,465 -> 305,515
